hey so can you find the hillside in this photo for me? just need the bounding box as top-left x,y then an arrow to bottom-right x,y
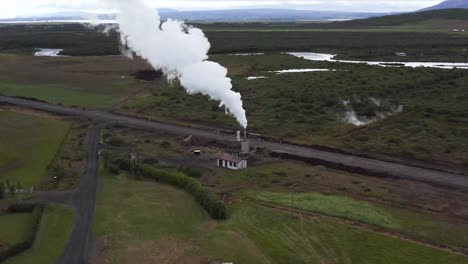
329,8 -> 468,28
421,0 -> 468,11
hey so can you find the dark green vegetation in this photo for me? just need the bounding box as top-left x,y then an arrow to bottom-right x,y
94,170 -> 468,263
4,206 -> 74,264
114,159 -> 227,219
0,109 -> 70,187
0,26 -> 466,166
1,22 -> 468,61
0,23 -> 120,56
48,122 -> 89,190
121,53 -> 468,166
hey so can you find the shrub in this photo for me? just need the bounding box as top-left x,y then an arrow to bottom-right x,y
159,141 -> 171,149
7,203 -> 36,213
273,171 -> 287,177
107,136 -> 126,147
0,205 -> 44,262
181,167 -> 202,178
115,159 -> 227,220
0,183 -> 5,199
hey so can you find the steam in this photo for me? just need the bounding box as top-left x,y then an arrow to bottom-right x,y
342,99 -> 403,126
103,0 -> 248,128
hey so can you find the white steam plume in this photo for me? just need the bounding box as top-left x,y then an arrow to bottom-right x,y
104,0 -> 248,128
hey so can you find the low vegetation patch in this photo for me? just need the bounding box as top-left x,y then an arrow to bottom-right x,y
94,171 -> 468,263
0,110 -> 70,188
246,190 -> 468,248
115,159 -> 227,220
0,205 -> 43,262
247,191 -> 399,229
4,206 -> 74,264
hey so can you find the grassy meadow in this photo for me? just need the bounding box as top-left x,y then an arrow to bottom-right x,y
4,206 -> 75,264
93,170 -> 468,264
0,110 -> 70,187
0,55 -> 147,108
0,213 -> 34,253
247,190 -> 468,248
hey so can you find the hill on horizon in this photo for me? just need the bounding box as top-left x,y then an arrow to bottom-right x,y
420,0 -> 468,11
328,8 -> 468,29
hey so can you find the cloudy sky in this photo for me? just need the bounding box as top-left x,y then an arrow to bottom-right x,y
0,0 -> 443,18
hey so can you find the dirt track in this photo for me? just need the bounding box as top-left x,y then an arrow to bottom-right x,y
1,95 -> 467,192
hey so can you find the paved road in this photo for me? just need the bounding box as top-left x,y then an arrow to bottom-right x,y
2,96 -> 467,192
55,125 -> 101,264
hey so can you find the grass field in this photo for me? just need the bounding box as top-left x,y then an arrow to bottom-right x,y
4,206 -> 74,264
0,55 -> 147,108
93,170 -> 468,263
0,82 -> 115,108
247,191 -> 468,248
0,213 -> 34,251
94,171 -> 269,263
0,110 -> 70,187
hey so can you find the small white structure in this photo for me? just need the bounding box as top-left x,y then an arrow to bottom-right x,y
217,154 -> 247,170
395,52 -> 407,57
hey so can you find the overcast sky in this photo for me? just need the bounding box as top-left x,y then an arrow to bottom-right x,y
0,0 -> 443,18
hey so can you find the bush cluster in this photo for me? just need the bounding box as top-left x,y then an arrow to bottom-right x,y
0,205 -> 44,262
115,159 -> 227,220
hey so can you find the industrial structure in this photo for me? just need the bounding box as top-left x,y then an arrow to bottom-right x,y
217,130 -> 250,170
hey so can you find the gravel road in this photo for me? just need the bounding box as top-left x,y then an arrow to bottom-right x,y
54,125 -> 101,264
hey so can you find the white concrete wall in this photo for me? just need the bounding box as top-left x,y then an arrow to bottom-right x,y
217,159 -> 247,170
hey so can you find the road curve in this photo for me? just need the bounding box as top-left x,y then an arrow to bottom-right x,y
55,125 -> 101,264
1,96 -> 467,192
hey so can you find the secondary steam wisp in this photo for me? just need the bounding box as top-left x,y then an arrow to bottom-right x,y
104,0 -> 248,128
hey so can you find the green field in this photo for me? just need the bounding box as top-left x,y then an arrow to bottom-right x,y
0,110 -> 70,187
0,55 -> 146,108
0,213 -> 34,251
247,191 -> 468,248
94,172 -> 269,263
93,170 -> 468,263
4,206 -> 74,264
0,83 -> 116,108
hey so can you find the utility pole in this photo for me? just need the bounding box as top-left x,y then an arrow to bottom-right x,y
130,153 -> 138,177
290,183 -> 297,215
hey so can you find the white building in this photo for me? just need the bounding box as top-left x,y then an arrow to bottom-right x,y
217,154 -> 247,170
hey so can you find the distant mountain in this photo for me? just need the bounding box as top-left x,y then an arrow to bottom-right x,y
328,8 -> 468,27
420,0 -> 468,11
0,9 -> 390,23
157,9 -> 392,21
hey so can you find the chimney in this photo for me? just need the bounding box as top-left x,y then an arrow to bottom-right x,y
236,130 -> 241,141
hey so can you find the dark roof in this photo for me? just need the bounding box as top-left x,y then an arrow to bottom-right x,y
218,154 -> 245,163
